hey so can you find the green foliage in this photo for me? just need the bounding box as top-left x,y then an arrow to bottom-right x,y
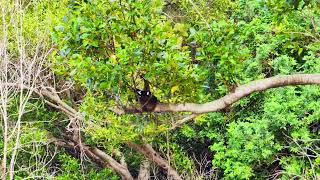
50,1 -> 213,156
187,0 -> 319,179
4,0 -> 319,179
1,97 -> 63,179
55,153 -> 119,180
155,135 -> 195,175
51,0 -> 206,101
206,86 -> 319,179
51,0 -> 320,178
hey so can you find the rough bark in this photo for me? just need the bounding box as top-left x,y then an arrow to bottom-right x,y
127,142 -> 182,180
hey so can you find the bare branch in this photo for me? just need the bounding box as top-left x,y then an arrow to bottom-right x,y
127,142 -> 182,180
168,114 -> 199,131
113,74 -> 320,114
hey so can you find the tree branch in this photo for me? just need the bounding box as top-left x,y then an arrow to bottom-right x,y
50,137 -> 134,180
168,114 -> 199,131
114,74 -> 320,114
18,84 -> 180,180
127,142 -> 182,180
3,73 -> 320,178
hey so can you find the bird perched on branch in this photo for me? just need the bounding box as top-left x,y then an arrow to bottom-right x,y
135,76 -> 158,112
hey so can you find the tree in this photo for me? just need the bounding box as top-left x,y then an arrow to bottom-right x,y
1,0 -> 319,179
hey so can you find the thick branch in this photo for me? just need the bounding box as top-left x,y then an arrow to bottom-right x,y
116,74 -> 320,114
127,142 -> 182,180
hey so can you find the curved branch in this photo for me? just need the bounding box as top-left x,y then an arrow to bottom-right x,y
90,148 -> 134,180
115,74 -> 320,114
162,73 -> 320,113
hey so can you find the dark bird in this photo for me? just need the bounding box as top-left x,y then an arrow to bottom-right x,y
136,89 -> 158,112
